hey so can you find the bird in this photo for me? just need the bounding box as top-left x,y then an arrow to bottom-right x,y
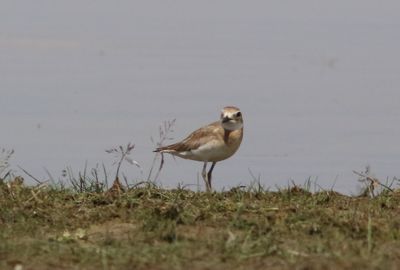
154,106 -> 243,191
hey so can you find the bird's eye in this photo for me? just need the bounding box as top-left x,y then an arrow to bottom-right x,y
236,112 -> 242,117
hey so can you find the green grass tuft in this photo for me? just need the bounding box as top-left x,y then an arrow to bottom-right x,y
1,177 -> 400,269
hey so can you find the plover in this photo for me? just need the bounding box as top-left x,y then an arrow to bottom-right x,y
154,106 -> 243,191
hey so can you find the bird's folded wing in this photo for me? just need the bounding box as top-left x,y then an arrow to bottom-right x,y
156,122 -> 221,152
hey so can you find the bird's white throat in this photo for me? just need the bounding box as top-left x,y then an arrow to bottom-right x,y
221,121 -> 243,131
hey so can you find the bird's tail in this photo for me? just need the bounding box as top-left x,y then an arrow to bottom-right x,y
153,143 -> 180,153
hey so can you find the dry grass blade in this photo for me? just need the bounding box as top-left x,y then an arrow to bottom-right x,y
147,119 -> 175,182
106,142 -> 141,191
17,166 -> 43,184
0,148 -> 14,178
353,168 -> 394,197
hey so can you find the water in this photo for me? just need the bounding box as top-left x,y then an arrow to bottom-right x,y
1,1 -> 400,193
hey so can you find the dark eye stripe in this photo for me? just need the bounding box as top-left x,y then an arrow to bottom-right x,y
236,112 -> 242,117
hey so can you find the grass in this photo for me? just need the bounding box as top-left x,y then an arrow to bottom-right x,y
1,135 -> 399,269
1,177 -> 400,270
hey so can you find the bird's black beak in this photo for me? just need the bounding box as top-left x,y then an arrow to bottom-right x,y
222,116 -> 231,123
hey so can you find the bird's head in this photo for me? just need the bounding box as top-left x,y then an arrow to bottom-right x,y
220,106 -> 243,131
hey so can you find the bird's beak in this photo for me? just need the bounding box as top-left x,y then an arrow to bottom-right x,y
222,116 -> 231,123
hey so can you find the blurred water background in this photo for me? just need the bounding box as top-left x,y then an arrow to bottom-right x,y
1,1 -> 400,193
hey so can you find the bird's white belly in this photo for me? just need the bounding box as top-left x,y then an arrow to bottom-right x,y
175,141 -> 237,162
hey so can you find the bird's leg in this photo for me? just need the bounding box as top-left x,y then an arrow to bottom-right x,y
206,162 -> 217,192
201,162 -> 210,191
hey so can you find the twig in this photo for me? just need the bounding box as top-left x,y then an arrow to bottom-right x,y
353,170 -> 394,192
106,142 -> 139,182
147,119 -> 175,182
17,166 -> 43,184
153,152 -> 165,183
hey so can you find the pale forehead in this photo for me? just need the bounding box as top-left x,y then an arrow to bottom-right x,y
221,106 -> 241,114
